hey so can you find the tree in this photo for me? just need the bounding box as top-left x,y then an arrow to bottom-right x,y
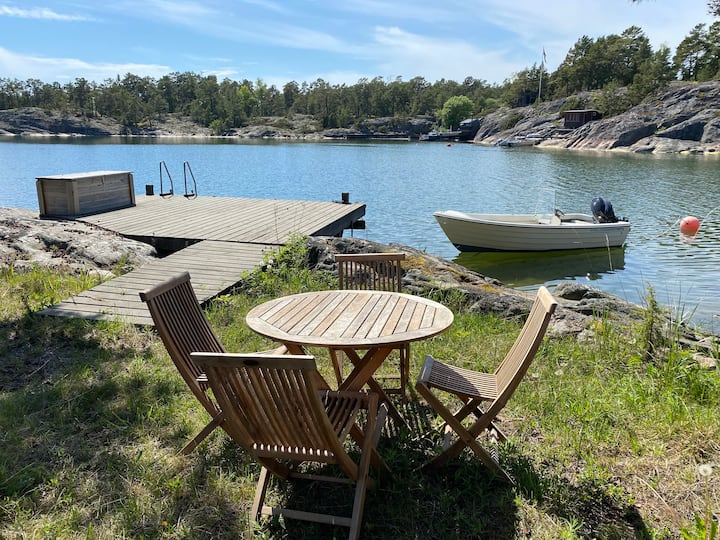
628,44 -> 675,104
501,64 -> 546,107
439,95 -> 473,129
552,35 -> 595,95
674,24 -> 708,80
282,81 -> 299,111
698,21 -> 720,79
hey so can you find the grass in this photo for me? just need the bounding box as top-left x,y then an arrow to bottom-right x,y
1,246 -> 719,539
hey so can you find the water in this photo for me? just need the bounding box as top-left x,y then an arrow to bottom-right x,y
2,137 -> 719,331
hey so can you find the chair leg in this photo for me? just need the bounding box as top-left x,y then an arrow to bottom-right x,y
179,411 -> 224,455
415,383 -> 514,484
250,467 -> 272,533
350,422 -> 391,479
349,399 -> 383,540
399,344 -> 410,403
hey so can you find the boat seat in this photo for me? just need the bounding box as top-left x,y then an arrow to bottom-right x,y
539,214 -> 562,225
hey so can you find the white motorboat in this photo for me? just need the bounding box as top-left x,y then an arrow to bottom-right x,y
496,133 -> 544,147
434,206 -> 630,252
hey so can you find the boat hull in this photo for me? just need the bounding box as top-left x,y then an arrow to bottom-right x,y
434,210 -> 631,252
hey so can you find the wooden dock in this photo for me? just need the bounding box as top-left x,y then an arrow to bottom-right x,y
40,195 -> 365,325
78,195 -> 365,252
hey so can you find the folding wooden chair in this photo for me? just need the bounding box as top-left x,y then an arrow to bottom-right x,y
336,252 -> 404,292
139,272 -> 284,455
415,286 -> 557,484
333,252 -> 410,398
190,352 -> 389,540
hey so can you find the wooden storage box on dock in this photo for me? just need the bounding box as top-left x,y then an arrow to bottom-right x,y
36,170 -> 135,218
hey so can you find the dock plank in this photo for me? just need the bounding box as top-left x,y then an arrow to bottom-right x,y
40,240 -> 276,325
78,195 -> 365,245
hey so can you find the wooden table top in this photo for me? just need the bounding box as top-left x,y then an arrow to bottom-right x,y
246,290 -> 454,349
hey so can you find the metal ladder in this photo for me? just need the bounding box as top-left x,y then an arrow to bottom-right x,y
158,161 -> 198,198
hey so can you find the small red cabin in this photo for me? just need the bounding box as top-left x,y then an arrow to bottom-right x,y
563,109 -> 601,129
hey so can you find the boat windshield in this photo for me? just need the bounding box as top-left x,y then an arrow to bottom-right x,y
534,188 -> 557,218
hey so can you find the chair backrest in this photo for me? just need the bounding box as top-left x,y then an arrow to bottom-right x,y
336,252 -> 405,292
139,272 -> 224,415
494,286 -> 557,406
190,352 -> 360,472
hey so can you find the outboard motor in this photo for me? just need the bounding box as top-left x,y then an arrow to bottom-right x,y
591,197 -> 618,223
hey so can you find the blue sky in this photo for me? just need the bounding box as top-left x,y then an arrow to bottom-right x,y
0,1 -> 716,88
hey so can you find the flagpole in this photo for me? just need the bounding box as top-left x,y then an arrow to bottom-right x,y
538,47 -> 546,101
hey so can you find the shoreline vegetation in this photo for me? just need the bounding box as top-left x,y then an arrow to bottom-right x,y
2,80 -> 720,155
1,217 -> 719,537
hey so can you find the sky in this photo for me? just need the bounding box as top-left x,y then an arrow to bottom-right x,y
0,1 -> 716,88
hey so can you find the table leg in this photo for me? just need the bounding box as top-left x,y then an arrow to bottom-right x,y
282,342 -> 333,391
284,343 -> 306,355
340,347 -> 407,428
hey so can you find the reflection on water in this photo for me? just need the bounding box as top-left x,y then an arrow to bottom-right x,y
454,247 -> 626,288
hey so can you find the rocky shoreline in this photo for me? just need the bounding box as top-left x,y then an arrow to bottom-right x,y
473,81 -> 720,155
2,206 -> 717,362
3,81 -> 720,154
0,207 -> 157,278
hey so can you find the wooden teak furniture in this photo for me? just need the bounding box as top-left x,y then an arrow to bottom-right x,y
139,271 -> 284,454
190,352 -> 389,540
334,253 -> 409,398
245,289 -> 454,427
415,286 -> 557,484
336,252 -> 404,292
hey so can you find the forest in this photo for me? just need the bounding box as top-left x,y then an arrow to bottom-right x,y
1,21 -> 719,134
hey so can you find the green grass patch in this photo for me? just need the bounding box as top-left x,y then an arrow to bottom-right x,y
0,259 -> 718,539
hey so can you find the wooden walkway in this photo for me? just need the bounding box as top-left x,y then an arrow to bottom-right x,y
78,195 -> 365,249
40,195 -> 366,325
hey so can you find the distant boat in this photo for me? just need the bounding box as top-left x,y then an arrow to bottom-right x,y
496,133 -> 544,147
420,130 -> 460,142
434,209 -> 630,252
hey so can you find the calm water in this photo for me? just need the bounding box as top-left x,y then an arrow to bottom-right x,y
2,137 -> 719,331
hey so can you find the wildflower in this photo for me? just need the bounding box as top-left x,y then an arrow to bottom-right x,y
698,464 -> 713,477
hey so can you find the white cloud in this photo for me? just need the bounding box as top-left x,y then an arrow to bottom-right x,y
341,0 -> 453,24
0,5 -> 91,21
200,67 -> 240,79
1,0 -> 715,87
0,47 -> 170,82
477,0 -> 714,62
240,0 -> 288,14
123,0 -> 217,20
370,26 -> 523,84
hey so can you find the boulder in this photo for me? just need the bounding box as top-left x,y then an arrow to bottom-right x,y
0,207 -> 157,277
306,236 -> 646,339
656,109 -> 717,141
701,116 -> 720,143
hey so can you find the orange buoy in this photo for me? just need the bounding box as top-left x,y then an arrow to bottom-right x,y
680,216 -> 700,236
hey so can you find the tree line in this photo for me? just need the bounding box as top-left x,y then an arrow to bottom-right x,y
0,22 -> 718,134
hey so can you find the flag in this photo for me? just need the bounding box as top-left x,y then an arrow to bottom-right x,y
542,48 -> 547,66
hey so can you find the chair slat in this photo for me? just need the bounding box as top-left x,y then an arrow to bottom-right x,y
191,352 -> 388,539
139,272 -> 224,454
415,286 -> 557,483
333,252 -> 410,398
